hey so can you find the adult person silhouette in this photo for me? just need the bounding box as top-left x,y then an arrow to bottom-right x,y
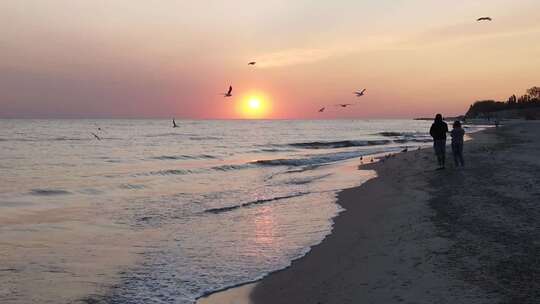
430,114 -> 449,170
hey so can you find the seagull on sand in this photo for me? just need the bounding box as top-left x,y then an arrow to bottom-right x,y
318,107 -> 325,112
222,86 -> 233,97
354,89 -> 366,97
477,17 -> 492,21
336,103 -> 352,108
248,61 -> 256,65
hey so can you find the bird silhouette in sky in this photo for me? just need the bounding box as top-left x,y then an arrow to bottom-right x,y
318,107 -> 325,112
336,103 -> 352,108
222,86 -> 233,97
477,17 -> 492,21
354,89 -> 366,97
248,61 -> 256,65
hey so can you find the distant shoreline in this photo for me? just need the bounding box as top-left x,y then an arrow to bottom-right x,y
414,116 -> 463,121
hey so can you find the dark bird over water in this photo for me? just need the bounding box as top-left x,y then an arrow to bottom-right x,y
354,89 -> 366,97
318,107 -> 325,112
223,86 -> 233,97
477,17 -> 492,21
91,132 -> 101,140
336,103 -> 352,108
248,62 -> 256,65
173,118 -> 178,128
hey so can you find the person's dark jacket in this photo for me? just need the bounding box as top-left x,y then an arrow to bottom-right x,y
430,121 -> 448,140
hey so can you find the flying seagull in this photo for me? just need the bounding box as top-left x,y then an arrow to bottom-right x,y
318,107 -> 325,112
336,103 -> 352,108
477,17 -> 492,21
172,118 -> 178,128
354,89 -> 366,97
248,62 -> 256,65
222,86 -> 233,97
91,132 -> 101,140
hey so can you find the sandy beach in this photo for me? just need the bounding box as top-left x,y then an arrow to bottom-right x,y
198,121 -> 540,304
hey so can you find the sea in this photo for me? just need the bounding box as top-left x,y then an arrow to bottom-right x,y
0,119 -> 485,304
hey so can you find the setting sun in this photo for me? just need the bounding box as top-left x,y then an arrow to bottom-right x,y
249,98 -> 261,110
236,92 -> 272,119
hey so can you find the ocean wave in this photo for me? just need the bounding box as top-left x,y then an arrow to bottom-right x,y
144,132 -> 191,138
378,132 -> 407,137
30,189 -> 72,196
394,138 -> 432,143
151,154 -> 217,161
378,131 -> 426,137
119,184 -> 146,190
211,164 -> 252,171
143,132 -> 221,140
288,140 -> 391,149
151,169 -> 196,176
145,147 -> 395,177
0,138 -> 82,142
285,173 -> 332,185
189,136 -> 222,141
77,188 -> 104,195
143,163 -> 251,177
0,136 -> 118,142
379,131 -> 402,137
52,137 -> 84,141
377,131 -> 432,144
250,148 -> 297,153
252,150 -> 370,167
55,136 -> 119,141
260,148 -> 291,152
263,164 -> 325,181
204,192 -> 309,214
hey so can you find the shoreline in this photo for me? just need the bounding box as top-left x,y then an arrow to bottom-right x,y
197,135 -> 440,304
198,121 -> 540,304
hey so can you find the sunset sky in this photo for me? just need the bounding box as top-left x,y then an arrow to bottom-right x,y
1,0 -> 539,119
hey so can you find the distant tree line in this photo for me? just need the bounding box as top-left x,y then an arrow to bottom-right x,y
466,86 -> 540,119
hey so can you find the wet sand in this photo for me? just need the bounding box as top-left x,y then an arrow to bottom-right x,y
198,121 -> 540,304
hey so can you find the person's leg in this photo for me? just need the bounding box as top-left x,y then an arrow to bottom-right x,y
434,142 -> 441,167
458,144 -> 464,166
440,141 -> 446,168
452,144 -> 459,167
434,140 -> 446,169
